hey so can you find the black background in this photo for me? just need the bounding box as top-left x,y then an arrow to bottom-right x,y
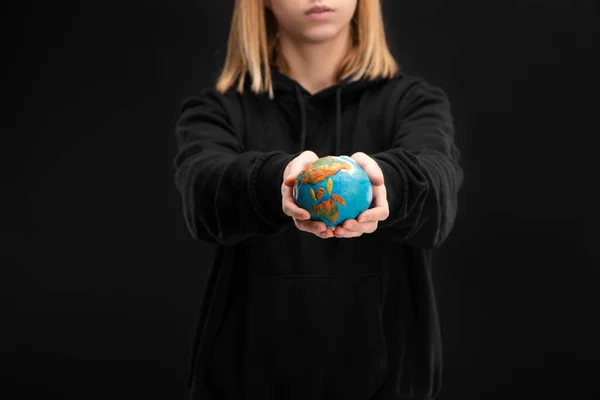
8,0 -> 599,399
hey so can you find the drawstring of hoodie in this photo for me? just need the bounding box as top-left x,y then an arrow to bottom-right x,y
293,85 -> 343,155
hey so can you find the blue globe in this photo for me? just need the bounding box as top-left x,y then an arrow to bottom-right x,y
294,155 -> 373,228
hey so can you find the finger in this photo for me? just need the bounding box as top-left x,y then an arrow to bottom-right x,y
372,182 -> 387,204
283,174 -> 297,187
357,186 -> 389,223
332,226 -> 363,238
341,219 -> 360,232
284,201 -> 310,220
318,227 -> 334,239
350,152 -> 384,186
282,185 -> 310,220
342,219 -> 378,234
373,184 -> 389,220
357,207 -> 388,224
284,153 -> 318,187
294,218 -> 331,237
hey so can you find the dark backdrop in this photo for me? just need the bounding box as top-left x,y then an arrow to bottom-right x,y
8,0 -> 599,399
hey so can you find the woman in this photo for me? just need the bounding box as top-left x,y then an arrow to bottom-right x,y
172,1 -> 464,399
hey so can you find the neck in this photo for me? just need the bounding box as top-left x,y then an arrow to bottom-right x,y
276,25 -> 352,95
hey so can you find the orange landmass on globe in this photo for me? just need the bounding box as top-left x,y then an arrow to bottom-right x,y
330,193 -> 346,206
312,199 -> 339,223
300,156 -> 351,185
311,194 -> 346,223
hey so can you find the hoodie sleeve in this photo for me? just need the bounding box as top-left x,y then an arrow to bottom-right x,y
370,79 -> 464,249
172,89 -> 301,246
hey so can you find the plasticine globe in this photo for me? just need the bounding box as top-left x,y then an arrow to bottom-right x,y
294,155 -> 373,228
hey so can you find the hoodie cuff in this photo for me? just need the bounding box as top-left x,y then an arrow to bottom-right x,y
250,151 -> 303,229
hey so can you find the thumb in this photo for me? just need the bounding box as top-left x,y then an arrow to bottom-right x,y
283,174 -> 296,187
284,152 -> 318,187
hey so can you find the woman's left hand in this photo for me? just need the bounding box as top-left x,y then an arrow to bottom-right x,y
332,152 -> 390,239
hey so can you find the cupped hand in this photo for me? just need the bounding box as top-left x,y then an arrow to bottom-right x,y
332,152 -> 390,239
281,151 -> 335,239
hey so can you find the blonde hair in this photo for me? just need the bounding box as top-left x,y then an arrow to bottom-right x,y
215,0 -> 399,99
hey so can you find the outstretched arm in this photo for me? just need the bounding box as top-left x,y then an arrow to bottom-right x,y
172,89 -> 300,245
369,79 -> 465,249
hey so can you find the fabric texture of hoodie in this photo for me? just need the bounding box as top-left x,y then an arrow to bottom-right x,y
172,65 -> 464,400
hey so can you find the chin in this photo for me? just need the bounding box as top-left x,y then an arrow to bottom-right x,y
300,27 -> 342,44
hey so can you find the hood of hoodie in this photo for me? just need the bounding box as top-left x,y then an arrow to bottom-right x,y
245,65 -> 397,155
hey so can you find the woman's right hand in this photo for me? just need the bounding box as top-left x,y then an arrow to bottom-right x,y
281,151 -> 334,239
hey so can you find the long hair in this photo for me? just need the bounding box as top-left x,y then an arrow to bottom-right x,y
215,0 -> 399,99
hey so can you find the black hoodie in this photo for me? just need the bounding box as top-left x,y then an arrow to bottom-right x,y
172,65 -> 464,400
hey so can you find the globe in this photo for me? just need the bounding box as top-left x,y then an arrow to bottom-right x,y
294,155 -> 373,228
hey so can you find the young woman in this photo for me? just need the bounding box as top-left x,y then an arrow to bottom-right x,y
172,1 -> 464,399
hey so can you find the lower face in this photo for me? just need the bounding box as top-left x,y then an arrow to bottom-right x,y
270,1 -> 357,44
